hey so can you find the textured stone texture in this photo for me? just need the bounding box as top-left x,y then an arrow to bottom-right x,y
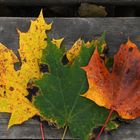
0,17 -> 139,139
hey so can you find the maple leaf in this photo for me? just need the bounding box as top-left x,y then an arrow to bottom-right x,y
66,33 -> 106,64
0,10 -> 53,128
82,40 -> 140,139
18,10 -> 52,81
34,38 -> 117,140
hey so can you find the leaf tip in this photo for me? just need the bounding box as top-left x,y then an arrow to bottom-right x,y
81,93 -> 87,97
39,9 -> 44,18
52,38 -> 64,48
17,28 -> 21,34
126,38 -> 137,48
81,66 -> 88,71
7,123 -> 12,129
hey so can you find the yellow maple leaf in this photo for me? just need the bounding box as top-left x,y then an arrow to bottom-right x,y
66,37 -> 106,63
0,10 -> 55,128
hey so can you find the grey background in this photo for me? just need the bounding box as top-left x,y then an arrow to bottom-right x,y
0,17 -> 139,139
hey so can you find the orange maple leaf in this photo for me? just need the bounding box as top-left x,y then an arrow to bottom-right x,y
82,40 -> 140,139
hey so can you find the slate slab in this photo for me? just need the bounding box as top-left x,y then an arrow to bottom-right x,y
0,17 -> 139,139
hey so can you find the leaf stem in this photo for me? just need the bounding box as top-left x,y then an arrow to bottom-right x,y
40,122 -> 45,140
96,109 -> 114,140
61,126 -> 68,140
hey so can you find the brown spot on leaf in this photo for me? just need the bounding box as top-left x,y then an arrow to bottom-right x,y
9,87 -> 14,91
129,47 -> 133,52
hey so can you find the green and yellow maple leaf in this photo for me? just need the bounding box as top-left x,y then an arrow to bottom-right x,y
34,38 -> 117,140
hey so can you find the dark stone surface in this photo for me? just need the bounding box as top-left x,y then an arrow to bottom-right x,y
0,17 -> 139,139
